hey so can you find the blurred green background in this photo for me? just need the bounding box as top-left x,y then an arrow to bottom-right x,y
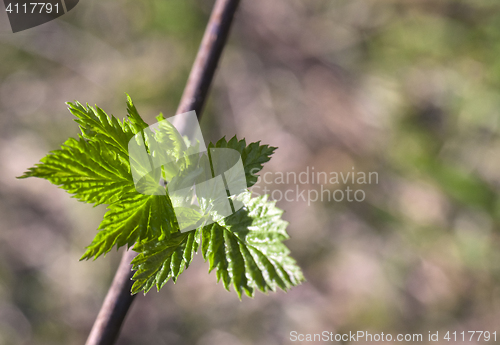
2,0 -> 500,344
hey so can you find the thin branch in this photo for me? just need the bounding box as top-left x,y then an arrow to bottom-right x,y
85,249 -> 137,345
177,0 -> 241,116
84,0 -> 241,344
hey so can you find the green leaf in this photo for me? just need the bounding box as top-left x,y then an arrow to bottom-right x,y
205,192 -> 304,298
67,101 -> 146,156
126,94 -> 150,131
131,230 -> 199,294
19,136 -> 134,206
208,136 -> 276,187
81,192 -> 178,260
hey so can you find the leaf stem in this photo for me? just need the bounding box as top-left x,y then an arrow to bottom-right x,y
84,0 -> 241,344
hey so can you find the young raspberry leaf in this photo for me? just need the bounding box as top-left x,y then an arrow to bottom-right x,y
19,136 -> 134,206
80,193 -> 178,260
130,229 -> 200,294
208,136 -> 276,187
203,192 -> 304,298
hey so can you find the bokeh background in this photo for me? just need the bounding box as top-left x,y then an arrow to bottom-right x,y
2,0 -> 500,344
